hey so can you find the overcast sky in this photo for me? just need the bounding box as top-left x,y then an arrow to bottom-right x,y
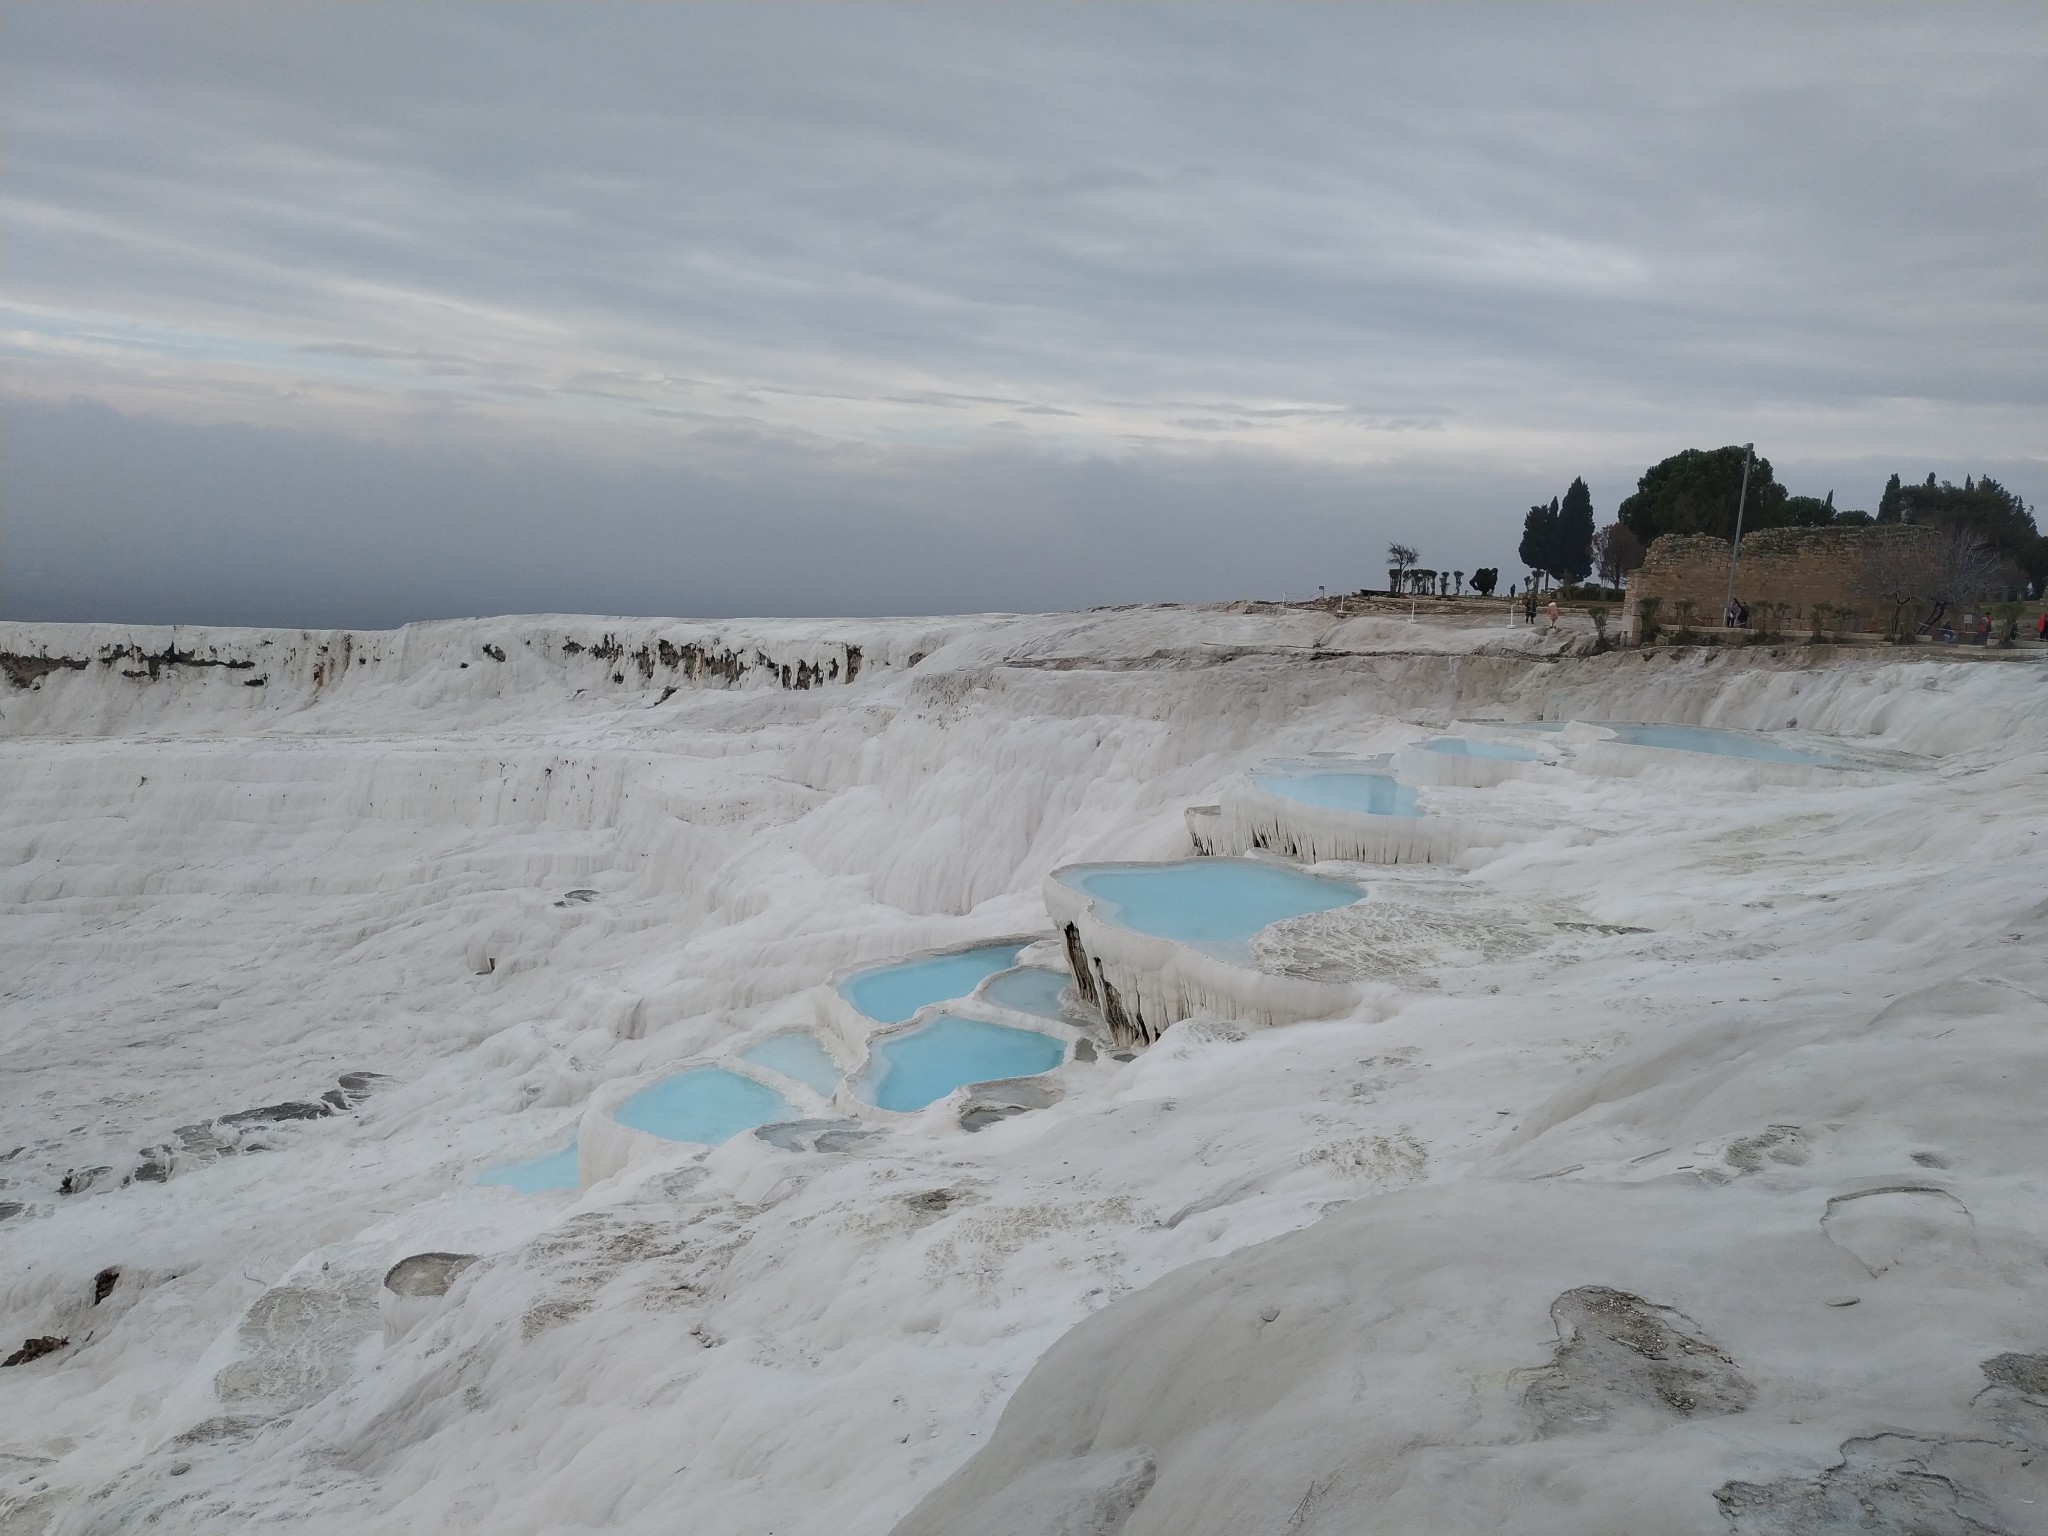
3,3 -> 2043,626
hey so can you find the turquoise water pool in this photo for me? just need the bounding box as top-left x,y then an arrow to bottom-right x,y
1058,859 -> 1362,955
981,965 -> 1069,1020
616,1067 -> 794,1145
1420,737 -> 1541,762
856,1014 -> 1067,1113
739,1032 -> 845,1095
1603,723 -> 1852,766
1252,766 -> 1423,817
839,942 -> 1029,1024
476,1142 -> 580,1193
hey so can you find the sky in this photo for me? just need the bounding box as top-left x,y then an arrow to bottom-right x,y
2,2 -> 2043,627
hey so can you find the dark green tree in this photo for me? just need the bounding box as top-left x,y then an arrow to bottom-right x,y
1470,567 -> 1499,597
1555,477 -> 1596,582
1616,447 -> 1789,545
1518,498 -> 1559,585
1782,490 -> 1838,527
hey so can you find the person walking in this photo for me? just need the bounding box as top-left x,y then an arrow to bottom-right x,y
1545,599 -> 1560,630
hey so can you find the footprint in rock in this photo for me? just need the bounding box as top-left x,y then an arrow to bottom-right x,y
1521,1285 -> 1753,1435
1721,1125 -> 1811,1175
1821,1187 -> 1977,1276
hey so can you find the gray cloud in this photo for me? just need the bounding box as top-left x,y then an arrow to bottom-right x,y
1,3 -> 2041,623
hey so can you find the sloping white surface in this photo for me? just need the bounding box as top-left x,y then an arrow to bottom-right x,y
0,608 -> 2042,1535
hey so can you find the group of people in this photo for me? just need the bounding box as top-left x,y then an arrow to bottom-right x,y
1722,599 -> 1751,628
1520,592 -> 1561,628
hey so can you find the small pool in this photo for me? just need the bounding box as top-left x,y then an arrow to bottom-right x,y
476,1142 -> 580,1193
1251,765 -> 1422,817
838,942 -> 1030,1024
738,1032 -> 845,1095
1419,737 -> 1540,762
981,965 -> 1069,1020
1058,859 -> 1362,956
1601,723 -> 1853,766
857,1014 -> 1067,1113
616,1067 -> 795,1145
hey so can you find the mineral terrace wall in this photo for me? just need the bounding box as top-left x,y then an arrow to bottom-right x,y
1621,525 -> 1942,640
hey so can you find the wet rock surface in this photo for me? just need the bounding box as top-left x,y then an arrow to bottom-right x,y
1716,1432 -> 2031,1535
1523,1285 -> 1755,1434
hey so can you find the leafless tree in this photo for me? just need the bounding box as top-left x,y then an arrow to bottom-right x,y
1592,523 -> 1646,588
1922,530 -> 2011,633
1386,543 -> 1418,594
1861,529 -> 2009,637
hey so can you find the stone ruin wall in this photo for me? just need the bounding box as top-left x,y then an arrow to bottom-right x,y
1621,525 -> 1942,639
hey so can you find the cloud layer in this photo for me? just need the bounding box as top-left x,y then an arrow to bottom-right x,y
3,3 -> 2042,622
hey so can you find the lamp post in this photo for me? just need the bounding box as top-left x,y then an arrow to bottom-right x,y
1723,443 -> 1754,626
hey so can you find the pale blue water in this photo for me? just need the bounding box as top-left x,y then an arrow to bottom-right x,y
739,1032 -> 845,1095
1251,767 -> 1422,817
1059,859 -> 1362,954
1420,737 -> 1541,762
616,1067 -> 794,1145
857,1014 -> 1067,1112
476,1142 -> 580,1193
1604,723 -> 1851,766
981,965 -> 1069,1020
839,942 -> 1029,1024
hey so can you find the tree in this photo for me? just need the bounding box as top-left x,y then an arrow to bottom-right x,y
1453,570 -> 1465,596
1555,477 -> 1595,583
1591,522 -> 1646,587
1519,499 -> 1559,587
1872,472 -> 2042,595
1860,529 -> 2011,637
1922,530 -> 2011,633
1782,490 -> 1837,527
1617,447 -> 1789,545
1387,543 -> 1418,595
1470,567 -> 1499,597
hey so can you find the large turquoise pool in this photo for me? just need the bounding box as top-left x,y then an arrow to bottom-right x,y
1058,858 -> 1362,955
738,1032 -> 845,1095
616,1067 -> 794,1145
476,1142 -> 580,1193
856,1014 -> 1066,1113
839,942 -> 1030,1024
1603,723 -> 1853,766
1252,765 -> 1422,817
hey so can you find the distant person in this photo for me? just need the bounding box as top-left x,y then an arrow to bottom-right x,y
1736,600 -> 1750,627
1524,592 -> 1537,625
1939,620 -> 1956,643
1977,614 -> 1992,645
1545,599 -> 1560,630
2038,611 -> 2047,641
1724,601 -> 1738,627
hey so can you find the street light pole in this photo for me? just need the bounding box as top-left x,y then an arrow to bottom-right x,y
1723,443 -> 1754,626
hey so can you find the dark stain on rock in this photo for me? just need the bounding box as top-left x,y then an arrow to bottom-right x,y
1,653 -> 89,689
2,1336 -> 68,1367
93,1267 -> 120,1304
